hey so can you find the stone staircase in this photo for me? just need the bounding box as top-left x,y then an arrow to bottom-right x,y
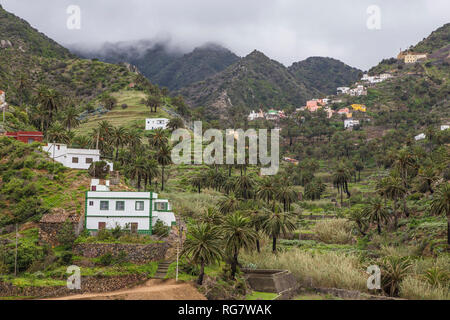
154,261 -> 172,279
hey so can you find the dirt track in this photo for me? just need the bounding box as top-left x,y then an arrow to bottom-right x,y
45,279 -> 206,300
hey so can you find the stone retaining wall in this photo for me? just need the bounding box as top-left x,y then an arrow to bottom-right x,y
73,242 -> 169,263
0,274 -> 147,299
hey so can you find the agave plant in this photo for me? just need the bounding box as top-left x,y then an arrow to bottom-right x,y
381,256 -> 413,297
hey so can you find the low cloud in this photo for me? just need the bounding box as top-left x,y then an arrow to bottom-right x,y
1,0 -> 449,70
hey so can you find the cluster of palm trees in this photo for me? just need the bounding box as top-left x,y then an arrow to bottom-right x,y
182,173 -> 300,284
352,146 -> 450,243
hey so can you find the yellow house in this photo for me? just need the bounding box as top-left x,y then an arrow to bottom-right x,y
351,104 -> 367,112
404,53 -> 427,64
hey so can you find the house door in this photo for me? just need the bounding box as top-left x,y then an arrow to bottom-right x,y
131,223 -> 138,234
98,222 -> 106,230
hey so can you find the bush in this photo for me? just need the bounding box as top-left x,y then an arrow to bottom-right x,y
57,220 -> 77,249
98,253 -> 114,266
153,220 -> 169,237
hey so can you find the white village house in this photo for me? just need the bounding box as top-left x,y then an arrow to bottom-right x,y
344,119 -> 360,129
145,118 -> 169,130
85,187 -> 177,234
415,133 -> 426,141
43,143 -> 113,171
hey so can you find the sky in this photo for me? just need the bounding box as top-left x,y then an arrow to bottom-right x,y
1,0 -> 449,70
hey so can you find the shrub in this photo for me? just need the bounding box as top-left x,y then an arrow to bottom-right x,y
98,253 -> 113,266
57,220 -> 77,249
153,220 -> 169,238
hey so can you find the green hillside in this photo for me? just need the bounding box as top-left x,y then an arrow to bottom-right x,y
178,50 -> 320,119
288,57 -> 362,95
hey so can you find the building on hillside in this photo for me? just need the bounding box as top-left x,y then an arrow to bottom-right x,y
265,109 -> 279,121
0,90 -> 5,105
415,133 -> 426,141
324,107 -> 335,119
351,104 -> 367,112
6,131 -> 43,144
337,87 -> 350,95
43,143 -> 114,171
441,125 -> 449,131
283,157 -> 299,165
337,108 -> 350,115
145,118 -> 169,130
248,109 -> 265,121
306,100 -> 320,112
344,119 -> 360,129
404,53 -> 428,64
349,85 -> 367,97
85,191 -> 176,234
90,179 -> 110,192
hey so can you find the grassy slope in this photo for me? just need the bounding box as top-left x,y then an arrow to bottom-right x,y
74,90 -> 172,135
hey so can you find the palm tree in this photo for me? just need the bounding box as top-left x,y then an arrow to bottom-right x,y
72,135 -> 90,149
304,179 -> 326,201
363,196 -> 390,234
111,126 -> 129,161
144,159 -> 159,191
218,193 -> 241,215
62,106 -> 80,132
381,256 -> 412,297
220,212 -> 257,278
333,163 -> 352,206
257,177 -> 277,204
262,205 -> 297,253
348,206 -> 369,236
191,173 -> 205,194
128,156 -> 146,191
46,122 -> 70,144
222,176 -> 236,195
156,144 -> 172,191
167,117 -> 184,131
430,183 -> 450,245
244,203 -> 266,253
418,166 -> 438,194
181,223 -> 223,285
394,148 -> 417,217
149,128 -> 168,149
127,128 -> 143,154
234,174 -> 255,200
275,185 -> 297,212
35,86 -> 61,130
381,175 -> 406,229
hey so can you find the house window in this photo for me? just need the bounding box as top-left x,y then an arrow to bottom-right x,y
116,201 -> 125,211
57,145 -> 60,150
155,202 -> 167,211
86,158 -> 93,164
135,201 -> 144,211
100,201 -> 109,210
91,186 -> 96,191
72,157 -> 79,163
28,139 -> 34,144
89,201 -> 94,206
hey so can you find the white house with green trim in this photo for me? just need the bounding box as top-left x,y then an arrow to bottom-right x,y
85,191 -> 176,235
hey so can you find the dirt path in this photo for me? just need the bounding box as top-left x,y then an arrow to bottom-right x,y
45,279 -> 206,300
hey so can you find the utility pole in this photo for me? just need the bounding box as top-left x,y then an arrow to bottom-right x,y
14,223 -> 18,277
